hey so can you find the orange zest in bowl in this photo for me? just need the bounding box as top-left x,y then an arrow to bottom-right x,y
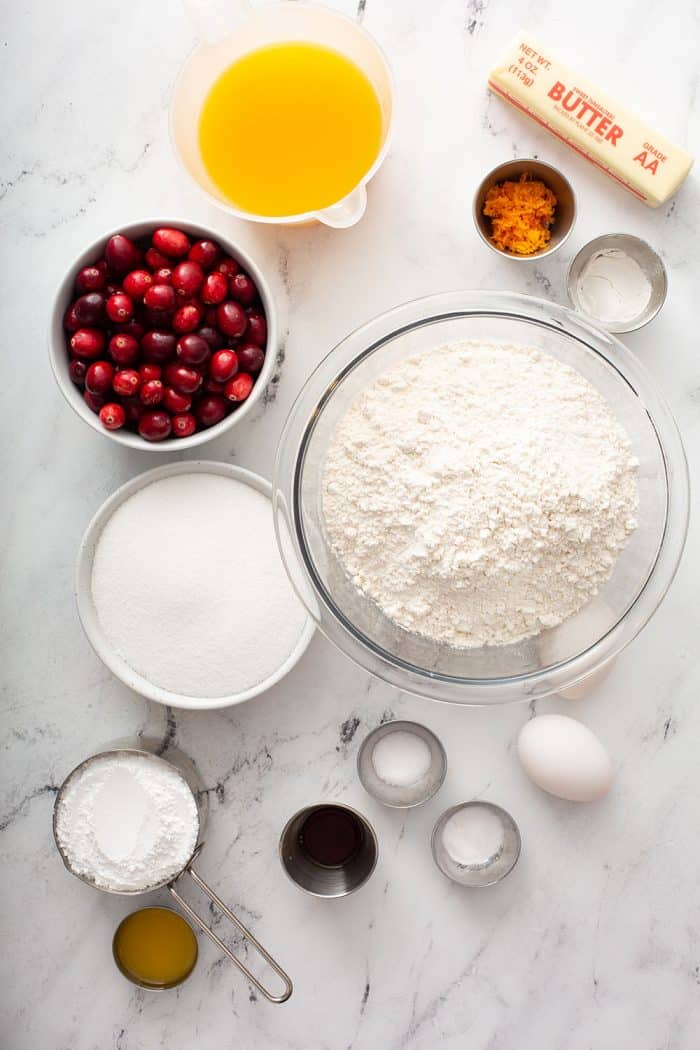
483,174 -> 557,255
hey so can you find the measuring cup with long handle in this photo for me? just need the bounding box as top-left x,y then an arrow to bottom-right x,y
53,748 -> 292,1003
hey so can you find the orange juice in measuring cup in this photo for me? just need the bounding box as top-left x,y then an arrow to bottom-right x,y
171,2 -> 394,227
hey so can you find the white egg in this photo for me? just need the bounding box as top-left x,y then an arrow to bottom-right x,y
517,714 -> 613,802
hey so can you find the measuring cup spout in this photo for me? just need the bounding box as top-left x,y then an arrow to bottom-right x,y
315,185 -> 368,229
182,0 -> 252,44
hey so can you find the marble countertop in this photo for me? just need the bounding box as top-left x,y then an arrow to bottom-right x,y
3,0 -> 699,1047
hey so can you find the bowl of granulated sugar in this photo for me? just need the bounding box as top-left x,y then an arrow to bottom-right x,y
77,461 -> 315,709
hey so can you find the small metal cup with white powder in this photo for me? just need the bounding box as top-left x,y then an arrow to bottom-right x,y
567,234 -> 667,333
357,721 -> 447,808
431,801 -> 521,887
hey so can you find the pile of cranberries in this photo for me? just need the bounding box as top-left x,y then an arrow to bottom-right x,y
64,227 -> 267,441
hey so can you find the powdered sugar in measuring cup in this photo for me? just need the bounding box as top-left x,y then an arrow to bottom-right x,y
54,750 -> 199,893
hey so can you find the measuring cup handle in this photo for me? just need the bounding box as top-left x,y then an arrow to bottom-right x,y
169,865 -> 293,1003
182,0 -> 252,43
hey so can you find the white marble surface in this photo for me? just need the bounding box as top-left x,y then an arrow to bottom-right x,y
2,0 -> 699,1047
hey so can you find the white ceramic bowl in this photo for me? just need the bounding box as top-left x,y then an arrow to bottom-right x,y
49,218 -> 277,451
76,461 -> 315,710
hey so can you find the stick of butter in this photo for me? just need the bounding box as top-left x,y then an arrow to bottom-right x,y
489,31 -> 693,208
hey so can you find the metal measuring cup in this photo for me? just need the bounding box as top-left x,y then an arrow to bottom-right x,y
53,746 -> 292,1003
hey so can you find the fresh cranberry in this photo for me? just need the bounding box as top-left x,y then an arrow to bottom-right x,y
139,410 -> 172,441
83,389 -> 106,414
113,368 -> 141,397
209,348 -> 239,383
74,292 -> 106,326
245,312 -> 267,347
63,303 -> 81,332
75,265 -> 106,294
99,402 -> 126,430
122,397 -> 143,426
172,412 -> 197,438
202,272 -> 228,305
176,333 -> 210,366
163,386 -> 191,413
197,325 -> 224,351
145,246 -> 170,271
224,372 -> 254,402
189,240 -> 221,270
95,259 -> 109,276
229,272 -> 256,306
85,360 -> 115,396
144,284 -> 176,312
70,328 -> 106,358
195,394 -> 227,428
154,267 -> 173,286
115,319 -> 145,341
141,330 -> 176,363
123,269 -> 153,300
216,257 -> 240,278
164,363 -> 202,395
105,234 -> 141,274
203,307 -> 219,329
237,343 -> 265,374
108,333 -> 140,366
69,359 -> 88,387
216,301 -> 247,338
106,292 -> 134,324
172,303 -> 202,334
140,379 -> 164,405
203,377 -> 227,394
152,228 -> 190,259
141,308 -> 170,329
139,362 -> 161,382
172,260 -> 204,298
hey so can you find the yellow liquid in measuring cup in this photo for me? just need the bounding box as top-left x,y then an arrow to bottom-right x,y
198,42 -> 383,217
113,908 -> 198,989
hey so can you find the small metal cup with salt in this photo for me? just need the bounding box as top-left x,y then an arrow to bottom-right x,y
431,801 -> 521,887
357,720 -> 447,808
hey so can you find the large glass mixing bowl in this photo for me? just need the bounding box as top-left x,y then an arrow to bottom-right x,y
273,292 -> 689,704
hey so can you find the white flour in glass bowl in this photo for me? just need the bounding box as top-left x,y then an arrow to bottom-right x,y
322,341 -> 639,649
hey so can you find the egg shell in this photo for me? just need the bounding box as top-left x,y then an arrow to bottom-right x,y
517,714 -> 613,802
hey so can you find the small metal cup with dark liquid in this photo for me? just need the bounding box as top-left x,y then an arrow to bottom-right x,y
279,803 -> 378,898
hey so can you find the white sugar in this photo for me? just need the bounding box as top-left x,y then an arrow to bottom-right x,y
90,473 -> 309,699
441,805 -> 505,868
371,730 -> 432,787
54,752 -> 199,892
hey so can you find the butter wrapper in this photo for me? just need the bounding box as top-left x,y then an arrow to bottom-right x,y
489,31 -> 693,208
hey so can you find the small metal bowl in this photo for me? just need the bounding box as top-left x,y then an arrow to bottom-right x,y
431,801 -> 521,888
473,158 -> 576,260
113,907 -> 198,990
566,233 -> 667,333
279,803 -> 378,899
357,721 -> 447,808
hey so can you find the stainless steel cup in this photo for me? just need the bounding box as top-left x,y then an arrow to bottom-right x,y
356,720 -> 447,808
473,158 -> 576,260
431,801 -> 521,888
279,803 -> 378,898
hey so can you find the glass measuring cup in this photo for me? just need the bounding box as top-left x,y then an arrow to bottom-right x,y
171,1 -> 394,228
53,744 -> 292,1003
